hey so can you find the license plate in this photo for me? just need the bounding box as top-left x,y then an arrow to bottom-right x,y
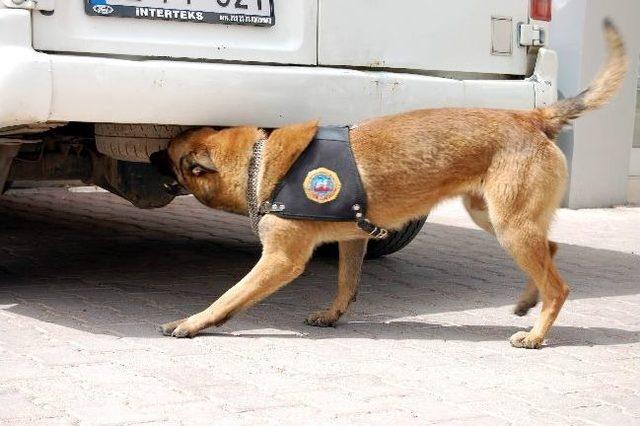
85,0 -> 275,27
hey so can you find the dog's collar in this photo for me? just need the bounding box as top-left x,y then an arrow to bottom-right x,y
247,137 -> 268,235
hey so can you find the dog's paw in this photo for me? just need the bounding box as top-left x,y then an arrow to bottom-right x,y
170,321 -> 198,338
158,318 -> 187,336
304,310 -> 339,328
513,302 -> 535,317
509,331 -> 543,349
513,297 -> 538,317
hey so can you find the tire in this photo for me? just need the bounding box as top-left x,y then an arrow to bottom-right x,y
95,124 -> 191,163
365,217 -> 427,259
315,217 -> 428,259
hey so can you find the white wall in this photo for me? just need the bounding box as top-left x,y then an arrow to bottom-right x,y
551,0 -> 640,208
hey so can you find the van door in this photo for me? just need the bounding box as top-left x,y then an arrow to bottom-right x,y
32,1 -> 316,65
318,0 -> 531,76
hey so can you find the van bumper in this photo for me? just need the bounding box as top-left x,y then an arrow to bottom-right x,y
1,9 -> 558,129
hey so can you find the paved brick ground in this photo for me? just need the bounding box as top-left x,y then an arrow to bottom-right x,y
0,188 -> 639,425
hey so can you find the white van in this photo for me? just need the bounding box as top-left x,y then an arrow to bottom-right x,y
0,0 -> 559,256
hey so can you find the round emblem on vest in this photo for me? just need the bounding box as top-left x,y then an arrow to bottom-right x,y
303,167 -> 342,204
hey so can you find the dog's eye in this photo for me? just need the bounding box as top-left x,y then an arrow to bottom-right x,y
191,166 -> 207,176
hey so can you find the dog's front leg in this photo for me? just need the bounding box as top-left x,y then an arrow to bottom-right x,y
160,221 -> 315,338
305,239 -> 367,327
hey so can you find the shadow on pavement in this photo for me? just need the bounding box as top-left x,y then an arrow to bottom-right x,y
1,192 -> 639,347
198,323 -> 640,348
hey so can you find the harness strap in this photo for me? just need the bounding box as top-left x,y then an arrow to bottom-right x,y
246,133 -> 389,240
356,218 -> 389,239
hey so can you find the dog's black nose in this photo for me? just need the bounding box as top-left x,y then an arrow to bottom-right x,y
163,181 -> 190,196
149,149 -> 173,177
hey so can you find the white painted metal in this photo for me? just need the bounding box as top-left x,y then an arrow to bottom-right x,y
519,23 -> 546,46
1,6 -> 559,130
1,0 -> 55,11
32,1 -> 316,65
491,17 -> 513,55
0,10 -> 52,129
527,48 -> 558,108
44,56 -> 539,128
318,0 -> 530,75
1,47 -> 560,129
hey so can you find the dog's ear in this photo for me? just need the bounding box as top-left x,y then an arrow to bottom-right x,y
259,120 -> 319,200
268,120 -> 319,151
149,149 -> 174,177
184,150 -> 217,176
264,120 -> 319,170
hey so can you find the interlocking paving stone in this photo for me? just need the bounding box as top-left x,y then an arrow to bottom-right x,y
0,188 -> 639,425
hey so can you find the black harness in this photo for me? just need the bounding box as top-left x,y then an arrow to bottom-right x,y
254,126 -> 388,239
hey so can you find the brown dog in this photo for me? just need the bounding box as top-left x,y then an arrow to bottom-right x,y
154,20 -> 627,348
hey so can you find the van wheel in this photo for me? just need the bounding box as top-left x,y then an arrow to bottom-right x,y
365,217 -> 427,259
95,124 -> 191,163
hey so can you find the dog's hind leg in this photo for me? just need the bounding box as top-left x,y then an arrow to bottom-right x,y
496,221 -> 569,349
305,239 -> 367,327
513,240 -> 558,316
462,193 -> 558,317
161,218 -> 316,338
483,160 -> 569,348
462,193 -> 495,235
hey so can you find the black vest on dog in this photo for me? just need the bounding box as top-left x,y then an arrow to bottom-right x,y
269,126 -> 367,222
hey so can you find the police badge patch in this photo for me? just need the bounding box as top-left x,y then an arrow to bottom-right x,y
303,168 -> 342,204
268,126 -> 367,222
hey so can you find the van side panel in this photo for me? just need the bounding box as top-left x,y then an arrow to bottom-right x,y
32,2 -> 317,65
319,0 -> 530,75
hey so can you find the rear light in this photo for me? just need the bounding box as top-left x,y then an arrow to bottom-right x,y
531,0 -> 552,21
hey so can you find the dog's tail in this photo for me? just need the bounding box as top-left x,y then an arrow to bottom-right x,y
537,18 -> 628,139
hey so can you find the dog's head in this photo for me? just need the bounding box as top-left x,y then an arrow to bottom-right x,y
149,149 -> 188,197
150,122 -> 319,213
150,126 -> 262,212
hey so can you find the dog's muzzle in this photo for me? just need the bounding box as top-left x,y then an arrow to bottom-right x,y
163,181 -> 190,196
149,149 -> 190,196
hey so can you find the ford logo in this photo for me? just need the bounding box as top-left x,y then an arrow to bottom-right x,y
93,5 -> 114,15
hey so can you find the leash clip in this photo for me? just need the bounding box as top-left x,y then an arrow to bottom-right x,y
356,218 -> 389,240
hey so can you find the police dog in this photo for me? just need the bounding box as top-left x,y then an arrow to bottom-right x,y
152,20 -> 626,348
